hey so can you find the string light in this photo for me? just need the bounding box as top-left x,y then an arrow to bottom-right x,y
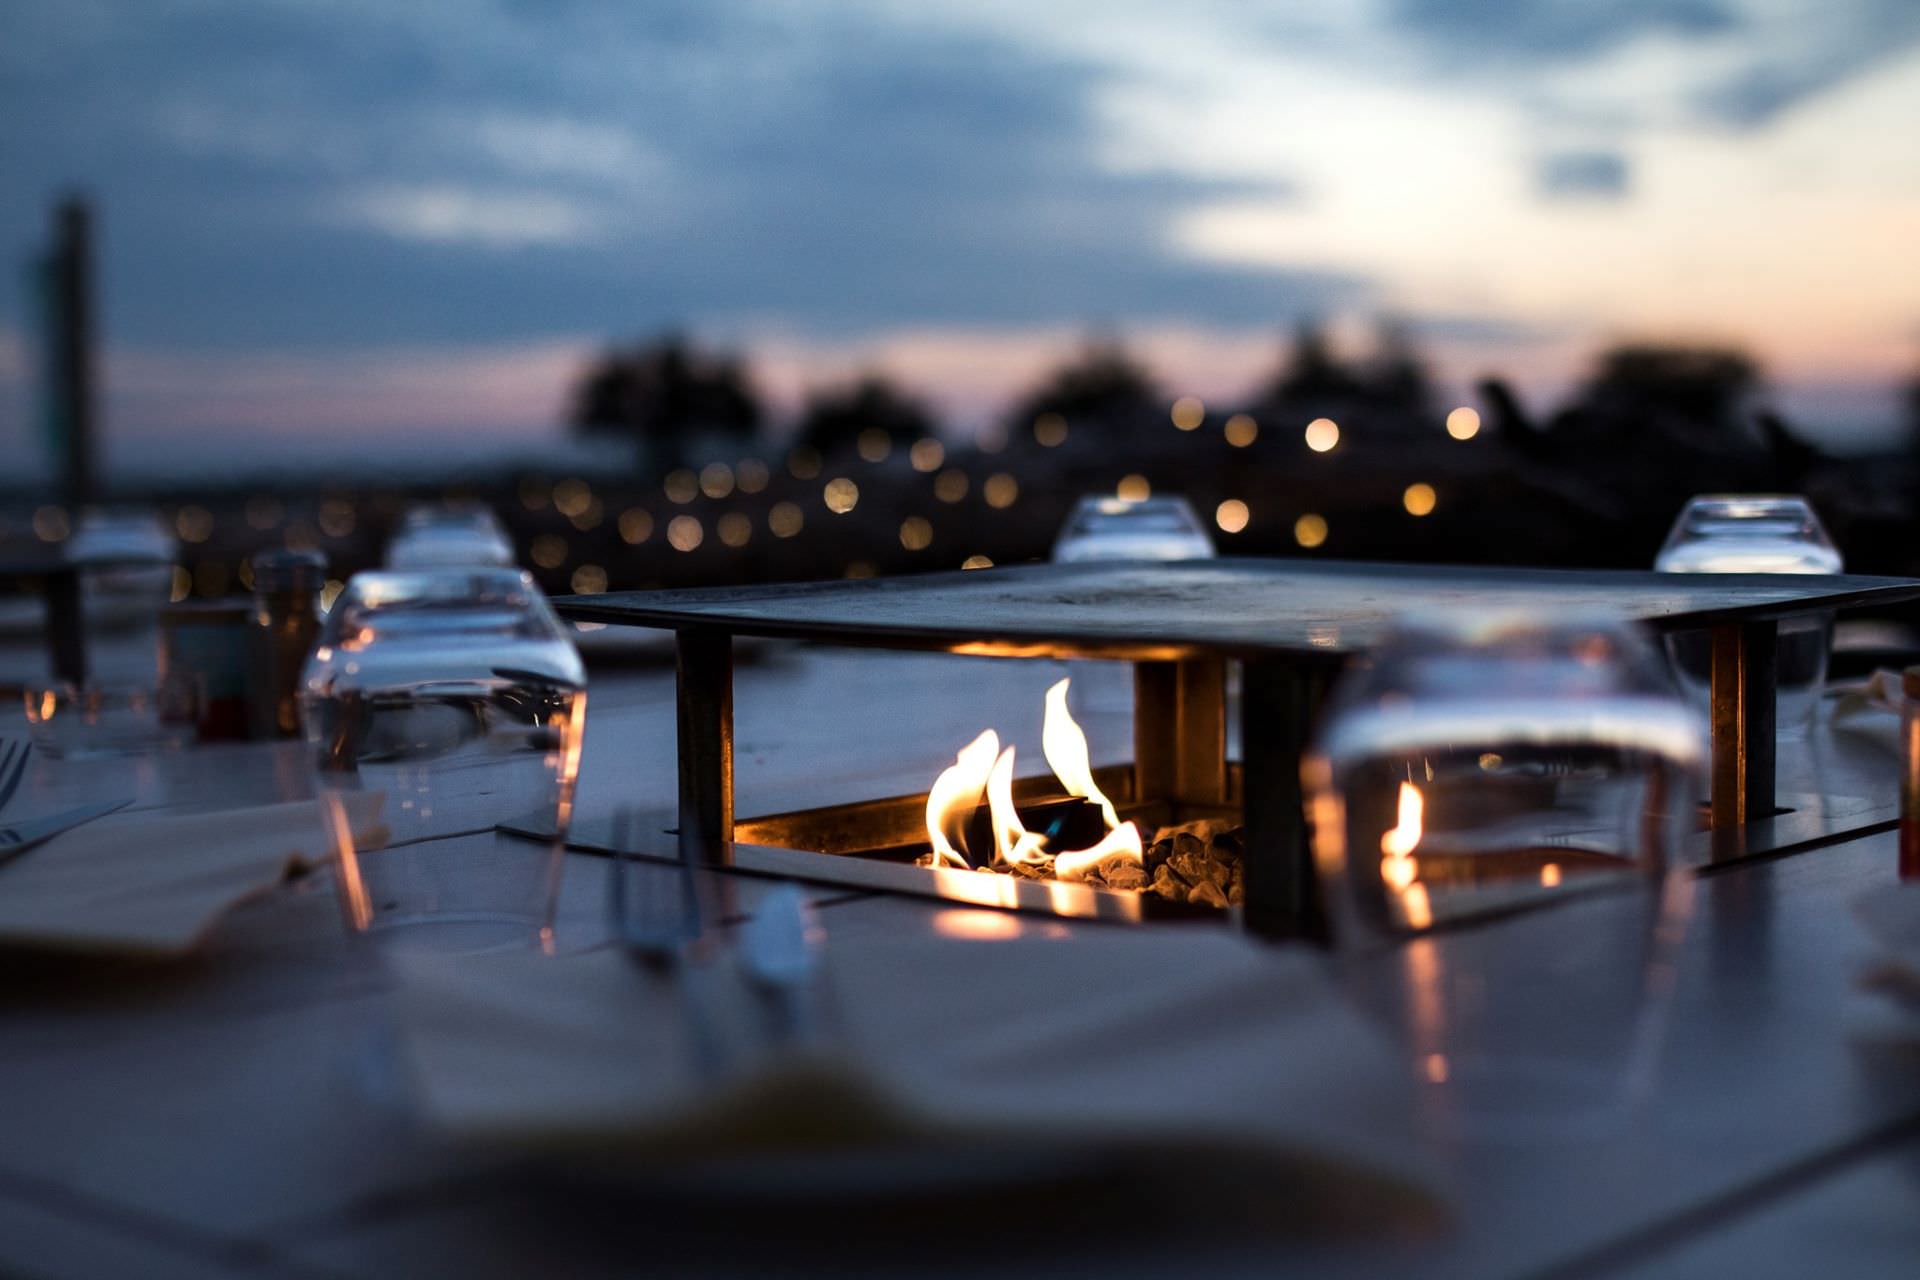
1215,499 -> 1249,533
1304,419 -> 1339,452
1446,407 -> 1481,440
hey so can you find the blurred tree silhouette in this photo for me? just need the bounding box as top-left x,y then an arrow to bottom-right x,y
1575,343 -> 1760,429
1362,320 -> 1433,414
796,375 -> 937,457
1008,337 -> 1159,443
569,333 -> 761,470
1258,320 -> 1362,406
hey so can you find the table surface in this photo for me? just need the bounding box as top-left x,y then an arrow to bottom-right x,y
555,558 -> 1920,660
2,644 -> 1918,1279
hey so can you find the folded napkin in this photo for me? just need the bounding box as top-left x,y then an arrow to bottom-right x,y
392,926 -> 1438,1222
0,794 -> 384,957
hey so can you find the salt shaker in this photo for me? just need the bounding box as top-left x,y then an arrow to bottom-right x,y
248,548 -> 327,739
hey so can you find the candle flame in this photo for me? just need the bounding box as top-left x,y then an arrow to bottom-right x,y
1042,678 -> 1120,830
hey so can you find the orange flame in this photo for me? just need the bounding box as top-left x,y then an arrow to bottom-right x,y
1379,781 -> 1431,926
925,729 -> 999,869
1380,780 -> 1423,892
1042,678 -> 1119,830
987,744 -> 1050,868
1055,820 -> 1144,882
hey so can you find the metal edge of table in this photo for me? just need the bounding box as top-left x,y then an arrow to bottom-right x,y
552,560 -> 1920,664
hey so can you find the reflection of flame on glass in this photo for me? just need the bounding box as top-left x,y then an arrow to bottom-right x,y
1042,678 -> 1120,829
925,729 -> 999,869
1380,780 -> 1431,927
1055,819 -> 1144,883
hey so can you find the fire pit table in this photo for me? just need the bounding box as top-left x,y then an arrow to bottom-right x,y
555,558 -> 1920,939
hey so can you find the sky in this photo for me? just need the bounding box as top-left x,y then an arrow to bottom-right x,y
1,0 -> 1917,474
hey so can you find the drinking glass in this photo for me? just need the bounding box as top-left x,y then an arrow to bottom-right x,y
24,683 -> 186,758
300,569 -> 586,951
66,508 -> 176,686
1052,496 -> 1215,718
1655,494 -> 1841,735
384,502 -> 516,570
1305,611 -> 1706,1139
1050,495 -> 1215,564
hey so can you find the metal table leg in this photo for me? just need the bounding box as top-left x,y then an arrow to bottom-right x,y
1708,619 -> 1778,839
675,627 -> 733,866
1239,657 -> 1336,942
1132,657 -> 1227,806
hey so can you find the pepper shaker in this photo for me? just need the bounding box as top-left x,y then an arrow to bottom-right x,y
248,548 -> 327,739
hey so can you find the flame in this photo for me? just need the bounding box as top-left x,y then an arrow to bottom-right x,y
1054,820 -> 1143,883
925,729 -> 999,869
987,744 -> 1049,868
1380,780 -> 1425,905
1041,679 -> 1120,830
1380,781 -> 1423,858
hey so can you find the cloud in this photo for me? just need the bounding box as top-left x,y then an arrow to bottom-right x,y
1390,0 -> 1737,62
1690,1 -> 1920,126
0,0 -> 1340,353
332,185 -> 607,249
1534,150 -> 1632,201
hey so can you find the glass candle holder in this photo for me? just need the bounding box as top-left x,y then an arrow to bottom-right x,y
66,508 -> 176,687
384,502 -> 516,570
300,569 -> 586,951
1052,495 -> 1216,719
1306,611 -> 1706,1139
1655,494 -> 1841,735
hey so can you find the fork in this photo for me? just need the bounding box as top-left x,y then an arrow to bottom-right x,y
0,739 -> 29,815
606,809 -> 723,1070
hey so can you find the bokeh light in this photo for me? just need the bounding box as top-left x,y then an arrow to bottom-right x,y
570,564 -> 607,594
824,477 -> 860,513
664,469 -> 699,503
667,515 -> 704,551
1294,513 -> 1329,548
175,505 -> 213,543
769,501 -> 805,537
1446,407 -> 1481,440
857,427 -> 892,463
618,508 -> 654,544
1171,396 -> 1205,430
737,458 -> 771,493
983,473 -> 1019,509
33,506 -> 69,542
718,512 -> 753,546
1304,418 -> 1340,452
1224,414 -> 1258,447
934,469 -> 969,503
1215,499 -> 1249,533
553,478 -> 592,516
699,462 -> 735,499
1033,413 -> 1068,447
961,555 -> 994,570
909,438 -> 946,472
1403,483 -> 1437,516
1117,474 -> 1151,501
530,534 -> 567,568
899,516 -> 933,550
